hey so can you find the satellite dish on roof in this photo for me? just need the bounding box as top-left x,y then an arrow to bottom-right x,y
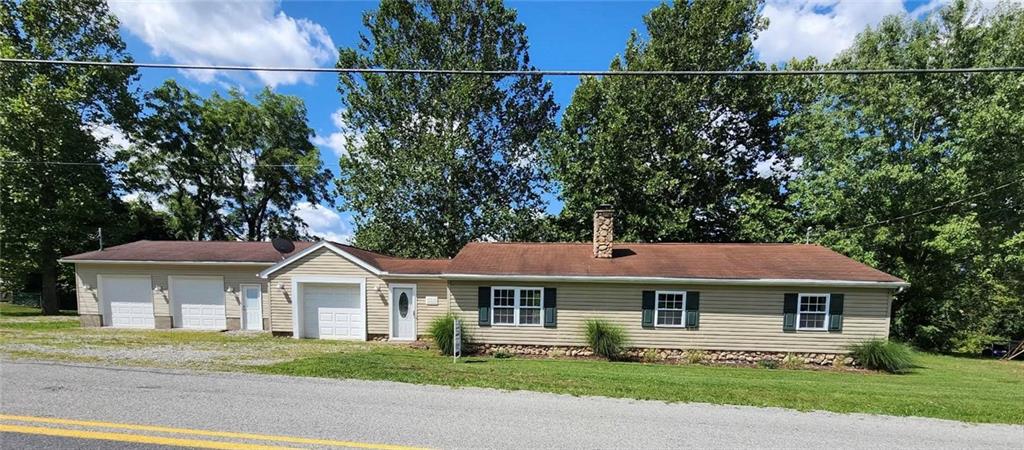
271,237 -> 295,254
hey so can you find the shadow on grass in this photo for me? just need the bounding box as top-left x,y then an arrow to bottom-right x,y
0,303 -> 77,317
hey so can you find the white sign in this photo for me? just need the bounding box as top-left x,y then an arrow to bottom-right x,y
453,319 -> 462,362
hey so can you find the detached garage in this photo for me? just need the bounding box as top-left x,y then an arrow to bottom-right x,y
170,276 -> 226,330
99,275 -> 154,329
63,240 -> 313,330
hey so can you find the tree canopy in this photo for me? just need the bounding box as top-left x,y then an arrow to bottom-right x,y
334,0 -> 558,258
0,0 -> 138,313
547,0 -> 790,243
124,80 -> 333,241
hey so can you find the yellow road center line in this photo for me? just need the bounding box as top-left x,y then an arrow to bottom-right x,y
0,424 -> 293,450
0,414 -> 429,450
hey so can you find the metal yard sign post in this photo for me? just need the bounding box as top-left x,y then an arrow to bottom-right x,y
453,319 -> 462,362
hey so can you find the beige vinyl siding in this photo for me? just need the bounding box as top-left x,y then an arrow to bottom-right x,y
383,279 -> 450,337
73,263 -> 268,322
266,248 -> 387,334
449,281 -> 894,353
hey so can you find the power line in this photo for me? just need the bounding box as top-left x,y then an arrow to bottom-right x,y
3,58 -> 1024,77
832,176 -> 1024,234
0,160 -> 327,168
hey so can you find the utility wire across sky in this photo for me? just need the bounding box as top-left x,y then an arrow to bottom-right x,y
3,58 -> 1024,76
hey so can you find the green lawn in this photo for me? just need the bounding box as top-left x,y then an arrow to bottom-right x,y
2,303 -> 1021,424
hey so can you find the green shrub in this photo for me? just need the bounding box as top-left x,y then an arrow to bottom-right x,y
683,349 -> 706,364
757,359 -> 779,369
781,353 -> 804,370
584,319 -> 628,360
493,350 -> 513,359
641,348 -> 659,363
848,339 -> 915,373
428,313 -> 467,356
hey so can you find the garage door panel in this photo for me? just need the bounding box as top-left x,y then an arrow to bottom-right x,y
101,276 -> 154,329
171,277 -> 226,330
302,284 -> 363,340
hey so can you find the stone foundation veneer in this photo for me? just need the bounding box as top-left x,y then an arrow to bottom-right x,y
155,315 -> 172,329
79,314 -> 102,327
475,344 -> 856,366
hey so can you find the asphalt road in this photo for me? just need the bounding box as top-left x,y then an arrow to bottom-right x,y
1,360 -> 1020,449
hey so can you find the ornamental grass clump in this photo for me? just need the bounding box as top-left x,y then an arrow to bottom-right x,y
428,313 -> 467,356
584,319 -> 628,360
848,339 -> 915,373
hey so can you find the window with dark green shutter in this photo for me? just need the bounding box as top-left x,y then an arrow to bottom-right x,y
641,291 -> 655,328
478,286 -> 491,326
543,287 -> 557,327
783,293 -> 798,331
685,291 -> 700,328
828,293 -> 844,331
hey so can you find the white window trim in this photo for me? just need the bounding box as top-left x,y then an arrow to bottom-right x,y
796,293 -> 831,331
654,290 -> 687,328
491,286 -> 544,327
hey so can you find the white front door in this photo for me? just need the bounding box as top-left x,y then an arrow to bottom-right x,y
100,275 -> 154,329
241,284 -> 263,331
302,284 -> 364,340
170,276 -> 226,330
390,286 -> 416,340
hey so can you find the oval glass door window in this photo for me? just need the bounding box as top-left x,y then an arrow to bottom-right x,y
398,292 -> 410,318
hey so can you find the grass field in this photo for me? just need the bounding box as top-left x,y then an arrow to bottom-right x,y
2,303 -> 1021,424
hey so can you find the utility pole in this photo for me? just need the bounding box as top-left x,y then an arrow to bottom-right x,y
805,227 -> 812,244
98,227 -> 104,251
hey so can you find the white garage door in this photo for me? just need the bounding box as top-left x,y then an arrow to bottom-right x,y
101,275 -> 154,329
170,277 -> 226,330
302,284 -> 363,340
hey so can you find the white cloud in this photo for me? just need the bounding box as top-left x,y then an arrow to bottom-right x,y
90,123 -> 130,158
109,1 -> 336,87
119,192 -> 168,212
294,201 -> 353,243
755,0 -> 909,63
312,109 -> 364,157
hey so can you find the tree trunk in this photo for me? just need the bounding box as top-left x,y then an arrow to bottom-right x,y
39,175 -> 59,315
39,236 -> 60,315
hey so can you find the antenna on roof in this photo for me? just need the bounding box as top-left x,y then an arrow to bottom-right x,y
805,227 -> 813,244
98,227 -> 103,251
271,237 -> 295,256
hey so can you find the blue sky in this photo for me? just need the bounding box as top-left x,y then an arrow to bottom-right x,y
106,0 -> 956,242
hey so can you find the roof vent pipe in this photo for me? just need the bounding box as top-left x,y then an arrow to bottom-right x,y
593,205 -> 614,258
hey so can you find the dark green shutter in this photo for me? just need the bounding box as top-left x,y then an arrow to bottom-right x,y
828,293 -> 844,331
642,290 -> 655,328
783,293 -> 798,331
685,291 -> 700,328
478,286 -> 491,326
543,287 -> 557,328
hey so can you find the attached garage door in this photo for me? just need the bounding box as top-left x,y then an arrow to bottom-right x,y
302,284 -> 363,340
170,277 -> 226,330
101,275 -> 154,329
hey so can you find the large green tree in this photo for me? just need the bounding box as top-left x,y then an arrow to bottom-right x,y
548,0 -> 790,243
125,80 -> 332,241
784,0 -> 1024,350
335,0 -> 558,258
0,0 -> 137,313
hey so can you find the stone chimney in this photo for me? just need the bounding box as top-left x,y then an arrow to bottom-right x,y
593,205 -> 614,258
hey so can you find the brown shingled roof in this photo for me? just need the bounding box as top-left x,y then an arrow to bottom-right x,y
62,240 -> 315,263
328,242 -> 449,274
63,239 -> 902,283
446,242 -> 904,283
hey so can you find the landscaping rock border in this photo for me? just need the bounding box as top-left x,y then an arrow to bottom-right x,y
473,343 -> 857,368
